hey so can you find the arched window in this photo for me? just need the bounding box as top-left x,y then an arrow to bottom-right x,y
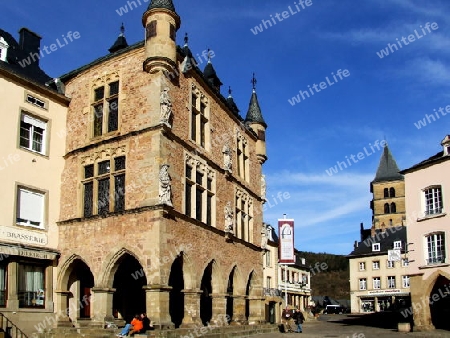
391,203 -> 396,213
384,203 -> 390,214
390,187 -> 396,198
384,188 -> 389,198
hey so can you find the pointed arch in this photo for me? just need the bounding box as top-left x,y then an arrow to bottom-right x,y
57,254 -> 93,290
99,247 -> 146,288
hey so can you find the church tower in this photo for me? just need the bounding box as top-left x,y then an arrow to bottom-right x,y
142,0 -> 180,74
370,145 -> 405,229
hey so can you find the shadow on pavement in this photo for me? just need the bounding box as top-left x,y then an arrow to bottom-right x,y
329,312 -> 403,331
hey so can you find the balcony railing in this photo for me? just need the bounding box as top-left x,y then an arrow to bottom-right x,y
425,208 -> 443,216
278,281 -> 310,291
427,253 -> 446,265
263,288 -> 283,297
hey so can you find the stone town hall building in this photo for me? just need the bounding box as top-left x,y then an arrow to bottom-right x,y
55,0 -> 268,330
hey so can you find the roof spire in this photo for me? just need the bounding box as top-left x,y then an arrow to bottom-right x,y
203,48 -> 222,92
373,144 -> 403,182
251,72 -> 257,92
226,86 -> 240,116
245,73 -> 267,128
108,23 -> 129,53
184,32 -> 189,46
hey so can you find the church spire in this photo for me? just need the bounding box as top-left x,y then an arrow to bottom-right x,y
373,144 -> 403,183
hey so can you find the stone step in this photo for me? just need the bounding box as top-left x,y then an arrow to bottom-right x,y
35,324 -> 279,338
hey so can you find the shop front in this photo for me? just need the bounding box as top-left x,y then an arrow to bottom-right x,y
359,289 -> 410,313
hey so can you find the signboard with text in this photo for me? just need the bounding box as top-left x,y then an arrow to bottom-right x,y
278,219 -> 295,264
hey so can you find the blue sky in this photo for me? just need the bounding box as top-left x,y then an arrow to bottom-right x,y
3,0 -> 450,255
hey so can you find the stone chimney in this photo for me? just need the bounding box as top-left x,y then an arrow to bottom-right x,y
18,27 -> 41,66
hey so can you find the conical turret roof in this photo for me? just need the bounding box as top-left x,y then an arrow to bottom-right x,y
245,90 -> 267,128
147,0 -> 176,12
373,145 -> 403,182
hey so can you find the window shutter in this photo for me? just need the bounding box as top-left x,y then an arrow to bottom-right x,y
18,189 -> 43,227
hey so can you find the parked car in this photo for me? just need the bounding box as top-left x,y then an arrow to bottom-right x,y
324,305 -> 343,314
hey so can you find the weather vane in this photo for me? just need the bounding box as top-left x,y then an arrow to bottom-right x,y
251,73 -> 257,90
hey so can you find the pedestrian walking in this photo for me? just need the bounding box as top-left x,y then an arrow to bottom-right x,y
293,308 -> 305,333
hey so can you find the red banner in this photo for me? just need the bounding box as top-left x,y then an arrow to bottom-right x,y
278,219 -> 295,264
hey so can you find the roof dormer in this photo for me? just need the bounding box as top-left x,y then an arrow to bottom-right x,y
0,36 -> 9,62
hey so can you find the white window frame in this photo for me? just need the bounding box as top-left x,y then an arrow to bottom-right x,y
19,112 -> 47,155
16,187 -> 45,229
387,260 -> 395,268
0,36 -> 9,62
423,186 -> 443,216
26,94 -> 46,109
372,261 -> 380,270
359,262 -> 365,271
401,258 -> 409,267
426,232 -> 446,265
265,251 -> 271,267
373,277 -> 381,289
359,278 -> 367,290
266,276 -> 271,289
393,241 -> 402,249
372,243 -> 380,252
387,276 -> 396,289
402,275 -> 410,288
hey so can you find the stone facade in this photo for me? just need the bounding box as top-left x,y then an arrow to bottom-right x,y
56,1 -> 267,331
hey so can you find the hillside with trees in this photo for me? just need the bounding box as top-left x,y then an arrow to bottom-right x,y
297,251 -> 350,300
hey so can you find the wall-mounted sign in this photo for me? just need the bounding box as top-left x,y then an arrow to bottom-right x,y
0,225 -> 47,246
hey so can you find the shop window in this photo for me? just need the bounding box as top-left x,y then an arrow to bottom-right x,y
19,264 -> 45,308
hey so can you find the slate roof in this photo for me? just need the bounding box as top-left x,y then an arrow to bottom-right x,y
109,26 -> 129,54
203,61 -> 223,89
0,28 -> 53,87
372,145 -> 403,183
347,226 -> 407,258
245,90 -> 267,128
147,0 -> 176,12
400,150 -> 450,174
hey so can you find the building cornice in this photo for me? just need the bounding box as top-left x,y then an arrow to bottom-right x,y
0,66 -> 70,106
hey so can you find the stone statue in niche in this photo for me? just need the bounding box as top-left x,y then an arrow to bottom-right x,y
222,144 -> 232,173
224,201 -> 234,234
159,164 -> 173,206
160,87 -> 172,127
261,175 -> 267,201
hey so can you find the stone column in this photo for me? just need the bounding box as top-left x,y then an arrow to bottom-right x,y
90,287 -> 115,327
410,275 -> 433,331
54,290 -> 72,327
6,261 -> 19,310
231,295 -> 247,325
144,285 -> 174,329
374,296 -> 379,312
180,289 -> 202,328
45,265 -> 54,312
210,293 -> 229,326
247,296 -> 265,324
